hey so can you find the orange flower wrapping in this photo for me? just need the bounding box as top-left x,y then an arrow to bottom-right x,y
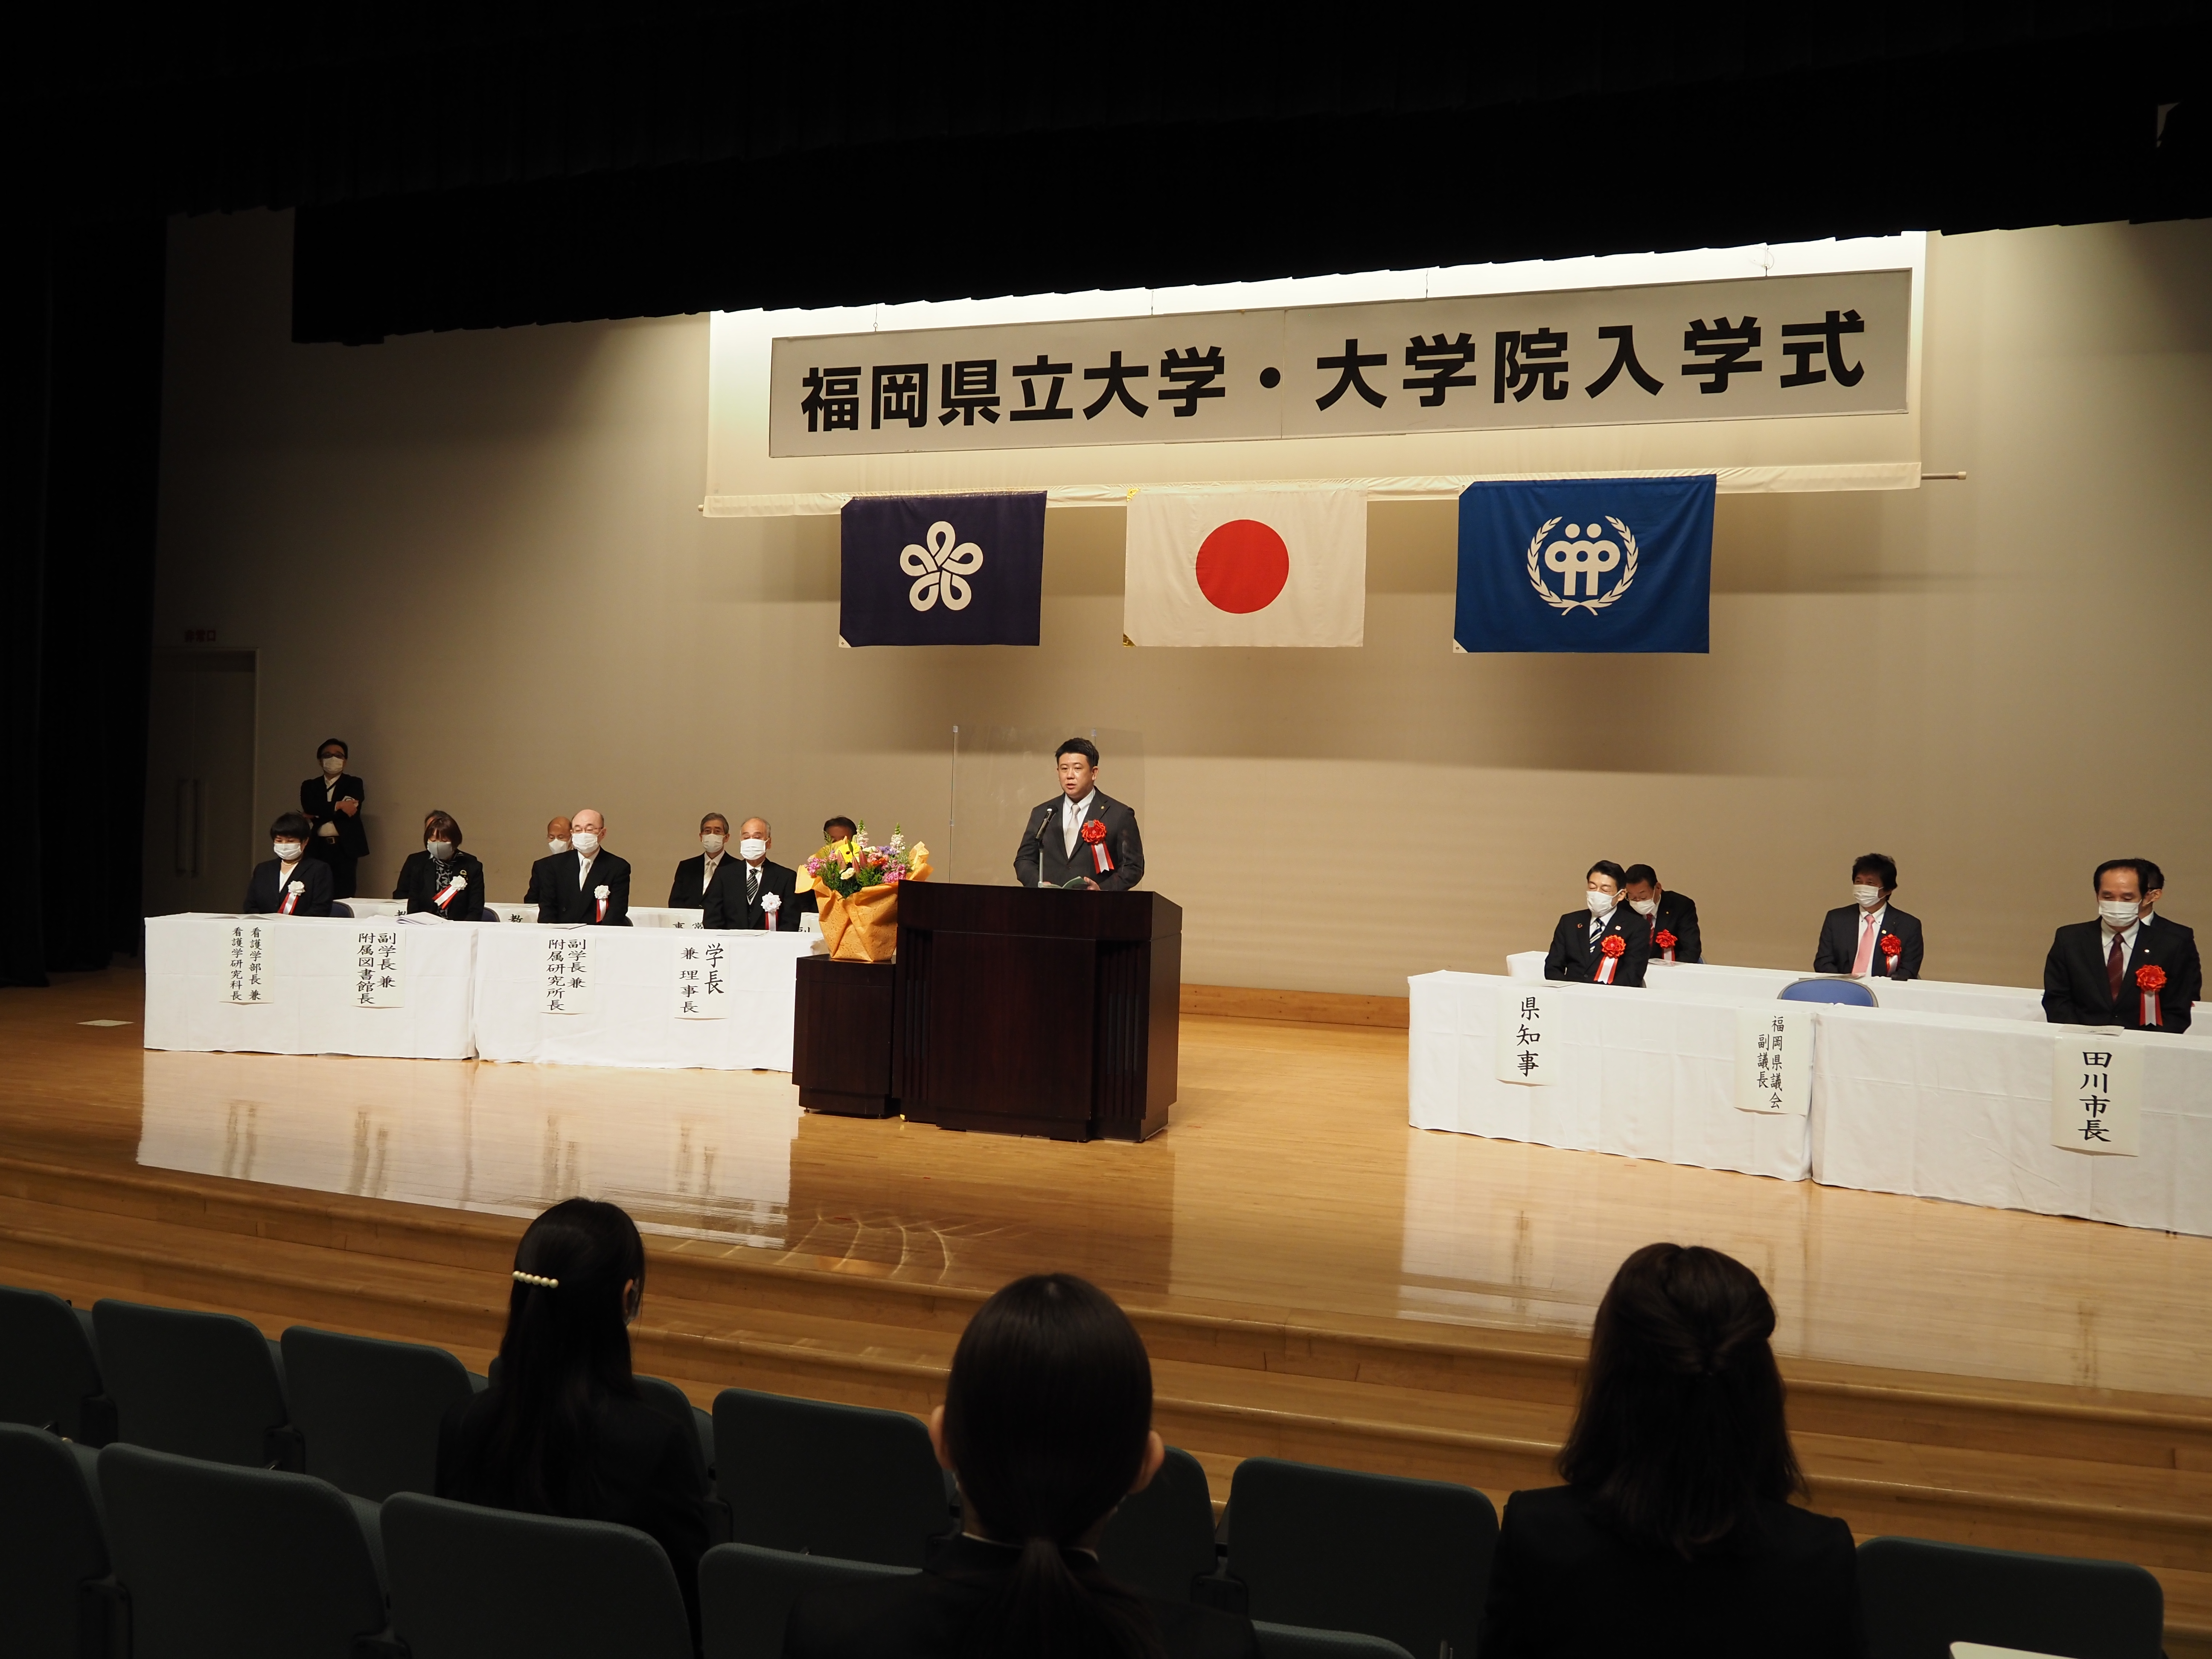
812,847 -> 931,963
2136,963 -> 2168,991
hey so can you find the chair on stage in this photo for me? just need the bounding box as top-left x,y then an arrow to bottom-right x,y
330,902 -> 354,918
282,1325 -> 481,1501
1780,977 -> 1880,1007
93,1298 -> 303,1470
1100,1444 -> 1221,1602
0,1284 -> 114,1444
713,1387 -> 956,1566
1857,1535 -> 2164,1659
1219,1456 -> 1496,1659
698,1541 -> 916,1659
0,1423 -> 120,1659
383,1491 -> 692,1659
98,1441 -> 394,1658
1253,1623 -> 1416,1659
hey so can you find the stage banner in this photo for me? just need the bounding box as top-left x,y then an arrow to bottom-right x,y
1124,486 -> 1365,647
1454,474 -> 1714,653
839,491 -> 1045,646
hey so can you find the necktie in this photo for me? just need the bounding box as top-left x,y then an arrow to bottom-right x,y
748,867 -> 760,905
1851,914 -> 1877,976
2107,934 -> 2125,1002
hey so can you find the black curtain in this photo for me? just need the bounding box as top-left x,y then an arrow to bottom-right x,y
0,218 -> 166,985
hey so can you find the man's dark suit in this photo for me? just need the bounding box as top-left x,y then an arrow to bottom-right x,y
534,850 -> 633,925
523,851 -> 566,910
1640,889 -> 1703,963
243,858 -> 334,917
1544,905 -> 1652,986
667,853 -> 741,911
299,772 -> 368,898
2043,917 -> 2200,1032
1013,791 -> 1146,891
2148,914 -> 2204,1005
1813,904 -> 1925,980
702,859 -> 804,930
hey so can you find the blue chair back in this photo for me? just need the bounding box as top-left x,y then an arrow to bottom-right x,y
93,1298 -> 298,1468
1857,1535 -> 2163,1659
1779,977 -> 1878,1007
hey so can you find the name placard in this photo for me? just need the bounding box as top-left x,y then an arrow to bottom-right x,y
223,923 -> 270,1004
1496,987 -> 1560,1085
545,933 -> 594,1015
1736,1007 -> 1811,1116
352,927 -> 404,1007
2051,1036 -> 2142,1156
672,939 -> 730,1019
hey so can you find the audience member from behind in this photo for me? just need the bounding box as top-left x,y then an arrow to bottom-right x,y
244,812 -> 334,915
786,1273 -> 1258,1659
1480,1243 -> 1858,1659
438,1199 -> 710,1646
392,810 -> 487,920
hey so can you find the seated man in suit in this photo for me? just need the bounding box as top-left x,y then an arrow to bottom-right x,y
703,818 -> 805,929
668,812 -> 739,910
244,812 -> 334,916
523,816 -> 571,910
1620,864 -> 1702,964
1813,853 -> 1924,981
2043,858 -> 2199,1032
1545,861 -> 1651,986
534,808 -> 632,925
1013,738 -> 1145,892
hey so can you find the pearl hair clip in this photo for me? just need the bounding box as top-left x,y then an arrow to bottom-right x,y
512,1270 -> 559,1289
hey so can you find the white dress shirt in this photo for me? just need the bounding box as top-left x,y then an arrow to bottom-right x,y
576,850 -> 597,890
699,850 -> 724,893
1061,789 -> 1097,860
2102,915 -> 2142,964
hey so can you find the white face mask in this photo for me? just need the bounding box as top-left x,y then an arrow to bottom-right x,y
701,834 -> 726,855
427,840 -> 454,861
274,841 -> 303,862
320,756 -> 344,777
1629,896 -> 1659,917
1853,884 -> 1884,909
1586,889 -> 1617,917
571,831 -> 600,855
2098,898 -> 2143,928
739,837 -> 768,861
547,838 -> 570,855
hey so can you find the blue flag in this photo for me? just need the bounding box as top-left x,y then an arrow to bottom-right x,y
840,492 -> 1046,646
1453,476 -> 1714,653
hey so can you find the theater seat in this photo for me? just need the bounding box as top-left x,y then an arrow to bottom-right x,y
713,1387 -> 955,1566
1100,1444 -> 1219,1601
1779,977 -> 1879,1007
281,1325 -> 477,1501
93,1298 -> 302,1469
1253,1622 -> 1416,1659
1857,1534 -> 2164,1659
0,1423 -> 120,1659
383,1491 -> 692,1659
98,1441 -> 393,1658
0,1284 -> 114,1444
698,1541 -> 916,1659
1222,1457 -> 1496,1659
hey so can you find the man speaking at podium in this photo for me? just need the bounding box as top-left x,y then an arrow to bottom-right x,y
1013,738 -> 1145,891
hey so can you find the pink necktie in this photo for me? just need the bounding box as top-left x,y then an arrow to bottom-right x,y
1851,914 -> 1877,976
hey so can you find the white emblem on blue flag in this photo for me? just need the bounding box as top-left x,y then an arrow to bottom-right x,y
901,521 -> 983,611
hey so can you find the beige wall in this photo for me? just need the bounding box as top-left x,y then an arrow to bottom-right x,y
151,212 -> 2212,994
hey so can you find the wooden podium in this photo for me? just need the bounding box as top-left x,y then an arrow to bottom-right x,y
891,882 -> 1181,1142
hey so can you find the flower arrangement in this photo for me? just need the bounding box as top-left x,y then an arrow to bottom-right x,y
806,823 -> 928,899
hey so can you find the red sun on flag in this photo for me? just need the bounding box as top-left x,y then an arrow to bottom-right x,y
1195,519 -> 1290,613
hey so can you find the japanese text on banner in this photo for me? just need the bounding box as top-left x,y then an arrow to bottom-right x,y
545,934 -> 594,1015
2050,1039 -> 2142,1155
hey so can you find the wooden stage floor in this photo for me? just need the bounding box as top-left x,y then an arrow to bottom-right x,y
6,969 -> 2212,1650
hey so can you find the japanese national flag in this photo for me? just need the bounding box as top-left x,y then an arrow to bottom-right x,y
1123,487 -> 1366,646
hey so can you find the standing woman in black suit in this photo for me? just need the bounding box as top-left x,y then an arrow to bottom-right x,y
1480,1243 -> 1860,1658
300,738 -> 369,900
391,810 -> 487,920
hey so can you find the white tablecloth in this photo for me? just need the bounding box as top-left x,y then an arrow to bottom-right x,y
472,925 -> 815,1071
143,913 -> 477,1059
1809,1007 -> 2212,1235
1409,971 -> 1813,1181
485,902 -> 819,934
333,898 -> 407,919
1643,961 -> 2048,1022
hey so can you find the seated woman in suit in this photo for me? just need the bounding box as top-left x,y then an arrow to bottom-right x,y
242,812 -> 334,915
439,1199 -> 711,1647
1480,1243 -> 1859,1658
391,810 -> 487,920
788,1273 -> 1259,1659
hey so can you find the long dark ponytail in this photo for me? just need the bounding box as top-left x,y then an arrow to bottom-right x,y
477,1197 -> 644,1514
943,1274 -> 1166,1659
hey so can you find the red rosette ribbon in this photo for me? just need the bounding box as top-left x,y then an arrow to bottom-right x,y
1595,931 -> 1627,984
2136,962 -> 2168,1028
1880,932 -> 1903,973
1080,817 -> 1114,874
1654,928 -> 1677,963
